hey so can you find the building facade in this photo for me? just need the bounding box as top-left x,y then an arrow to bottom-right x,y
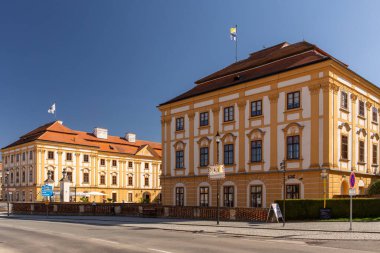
0,162 -> 2,201
158,41 -> 380,208
1,121 -> 162,203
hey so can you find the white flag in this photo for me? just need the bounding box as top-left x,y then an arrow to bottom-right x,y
230,27 -> 237,41
48,103 -> 56,114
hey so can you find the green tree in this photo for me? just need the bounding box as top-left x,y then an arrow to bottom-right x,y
368,180 -> 380,195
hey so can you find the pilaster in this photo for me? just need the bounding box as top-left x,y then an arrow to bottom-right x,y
269,92 -> 278,170
351,94 -> 357,171
75,153 -> 80,186
188,110 -> 195,175
237,98 -> 246,172
309,84 -> 320,168
366,101 -> 372,173
212,104 -> 220,164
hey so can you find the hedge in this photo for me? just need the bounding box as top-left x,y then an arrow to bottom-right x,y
275,199 -> 380,220
368,180 -> 380,195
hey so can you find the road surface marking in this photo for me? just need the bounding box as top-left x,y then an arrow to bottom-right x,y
148,248 -> 174,253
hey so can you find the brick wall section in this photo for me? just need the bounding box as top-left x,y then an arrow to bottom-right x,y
11,203 -> 268,222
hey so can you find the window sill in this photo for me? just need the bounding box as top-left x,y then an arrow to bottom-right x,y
357,162 -> 366,165
372,121 -> 378,125
284,107 -> 303,114
175,167 -> 186,170
339,107 -> 350,113
198,125 -> 210,130
371,164 -> 379,167
175,129 -> 185,133
249,115 -> 264,120
285,158 -> 303,162
357,115 -> 366,120
222,120 -> 236,125
339,158 -> 350,162
248,161 -> 264,165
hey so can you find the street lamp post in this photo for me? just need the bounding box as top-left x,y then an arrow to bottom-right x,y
215,131 -> 221,225
320,169 -> 328,209
279,160 -> 286,227
5,168 -> 10,217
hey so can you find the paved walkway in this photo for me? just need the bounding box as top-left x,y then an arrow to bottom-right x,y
1,214 -> 380,241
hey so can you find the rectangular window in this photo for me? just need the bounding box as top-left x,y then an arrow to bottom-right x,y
176,150 -> 184,169
128,193 -> 133,202
251,140 -> 262,162
16,154 -> 19,162
359,140 -> 365,163
200,112 -> 209,126
29,170 -> 33,183
287,135 -> 300,160
100,175 -> 105,185
48,151 -> 54,160
287,91 -> 300,110
112,160 -> 117,167
199,186 -> 209,207
251,100 -> 262,117
128,176 -> 133,186
144,177 -> 149,186
250,185 -> 262,208
286,184 -> 300,199
224,106 -> 234,122
341,91 -> 348,109
112,175 -> 117,185
112,193 -> 117,202
66,153 -> 72,161
83,172 -> 89,183
224,144 -> 234,165
373,107 -> 378,123
29,151 -> 33,160
11,155 -> 14,163
200,147 -> 209,167
223,186 -> 234,207
175,187 -> 184,206
176,117 -> 184,131
5,156 -> 7,164
22,171 -> 26,183
341,136 -> 348,160
100,159 -> 105,166
22,152 -> 25,161
128,161 -> 133,168
373,144 -> 378,165
83,154 -> 89,163
145,163 -> 149,169
359,101 -> 365,117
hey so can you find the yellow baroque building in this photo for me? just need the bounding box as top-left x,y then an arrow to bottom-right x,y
1,121 -> 162,203
158,41 -> 380,208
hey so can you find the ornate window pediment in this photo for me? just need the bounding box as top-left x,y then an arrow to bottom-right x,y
197,137 -> 211,147
282,122 -> 304,135
371,133 -> 380,141
246,128 -> 266,140
338,122 -> 351,132
356,128 -> 367,137
221,133 -> 237,144
173,141 -> 186,151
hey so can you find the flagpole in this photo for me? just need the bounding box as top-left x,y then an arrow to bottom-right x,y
235,24 -> 238,62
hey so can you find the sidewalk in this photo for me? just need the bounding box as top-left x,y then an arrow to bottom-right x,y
2,213 -> 380,240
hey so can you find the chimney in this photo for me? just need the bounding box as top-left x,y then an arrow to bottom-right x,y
93,127 -> 108,139
125,133 -> 136,143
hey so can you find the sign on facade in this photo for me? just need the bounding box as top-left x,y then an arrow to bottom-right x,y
208,164 -> 225,180
42,184 -> 54,197
349,188 -> 356,196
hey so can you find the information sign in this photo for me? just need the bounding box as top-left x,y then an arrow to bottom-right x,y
42,184 -> 54,197
208,165 -> 225,180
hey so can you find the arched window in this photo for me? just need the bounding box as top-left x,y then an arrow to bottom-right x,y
221,133 -> 236,166
174,141 -> 186,169
197,137 -> 211,167
174,183 -> 185,206
247,180 -> 266,208
282,123 -> 304,161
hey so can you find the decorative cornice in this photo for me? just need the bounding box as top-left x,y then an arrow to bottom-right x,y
366,101 -> 373,109
350,94 -> 358,102
308,84 -> 320,95
268,92 -> 279,103
237,99 -> 246,108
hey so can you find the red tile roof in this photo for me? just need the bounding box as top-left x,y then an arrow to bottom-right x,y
2,121 -> 161,158
160,41 -> 347,106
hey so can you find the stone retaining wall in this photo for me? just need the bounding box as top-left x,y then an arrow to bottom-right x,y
11,202 -> 268,222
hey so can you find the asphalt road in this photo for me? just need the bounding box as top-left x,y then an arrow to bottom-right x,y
0,218 -> 378,253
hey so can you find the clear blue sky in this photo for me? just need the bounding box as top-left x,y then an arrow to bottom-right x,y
1,0 -> 379,150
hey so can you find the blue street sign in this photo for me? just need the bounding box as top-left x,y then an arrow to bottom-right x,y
42,185 -> 54,197
349,172 -> 356,188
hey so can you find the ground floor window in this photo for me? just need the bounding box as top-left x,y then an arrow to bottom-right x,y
223,186 -> 234,207
250,185 -> 262,208
199,186 -> 209,207
112,193 -> 117,202
286,184 -> 300,199
175,187 -> 184,206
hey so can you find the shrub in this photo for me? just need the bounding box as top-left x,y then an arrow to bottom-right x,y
368,180 -> 380,195
275,199 -> 380,220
